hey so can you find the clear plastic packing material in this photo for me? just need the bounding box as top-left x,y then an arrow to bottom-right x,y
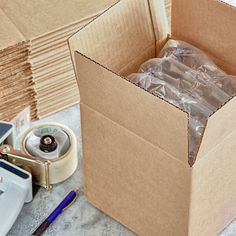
127,40 -> 236,166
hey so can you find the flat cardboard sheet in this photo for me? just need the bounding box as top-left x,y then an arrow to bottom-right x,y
0,9 -> 25,51
0,0 -> 118,39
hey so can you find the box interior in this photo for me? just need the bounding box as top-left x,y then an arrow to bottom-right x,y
71,0 -> 236,166
72,0 -> 236,76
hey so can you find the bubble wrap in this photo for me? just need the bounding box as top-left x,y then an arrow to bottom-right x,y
127,40 -> 236,166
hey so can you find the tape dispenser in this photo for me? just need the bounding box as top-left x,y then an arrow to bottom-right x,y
0,122 -> 78,235
0,122 -> 78,190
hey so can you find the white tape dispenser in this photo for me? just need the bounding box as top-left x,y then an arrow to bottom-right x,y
0,122 -> 78,235
0,160 -> 32,236
1,123 -> 78,190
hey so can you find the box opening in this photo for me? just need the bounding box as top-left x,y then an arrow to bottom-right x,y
71,0 -> 236,166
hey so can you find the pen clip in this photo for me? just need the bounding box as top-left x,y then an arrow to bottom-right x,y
62,190 -> 80,212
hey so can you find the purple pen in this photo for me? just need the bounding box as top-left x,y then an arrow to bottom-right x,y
32,189 -> 79,236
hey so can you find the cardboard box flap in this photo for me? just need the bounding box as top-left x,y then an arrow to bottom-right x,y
75,51 -> 189,163
164,0 -> 171,29
191,127 -> 236,235
69,0 -> 156,75
197,96 -> 236,160
171,0 -> 236,75
148,0 -> 170,48
82,103 -> 191,235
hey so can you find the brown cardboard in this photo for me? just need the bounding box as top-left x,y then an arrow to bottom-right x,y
30,19 -> 95,51
81,103 -> 191,236
76,51 -> 188,163
191,127 -> 236,236
172,0 -> 236,75
37,96 -> 79,118
69,0 -> 236,235
0,23 -> 36,122
164,0 -> 171,28
148,0 -> 170,47
33,66 -> 73,82
0,0 -> 117,40
0,9 -> 25,50
0,0 -> 117,121
70,0 -> 155,72
197,97 -> 236,159
36,79 -> 76,97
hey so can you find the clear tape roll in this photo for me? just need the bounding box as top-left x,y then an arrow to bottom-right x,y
20,122 -> 78,188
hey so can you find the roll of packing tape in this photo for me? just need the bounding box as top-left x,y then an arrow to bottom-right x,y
20,123 -> 78,189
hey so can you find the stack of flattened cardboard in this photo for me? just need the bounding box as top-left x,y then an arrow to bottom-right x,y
0,0 -> 117,120
0,9 -> 36,121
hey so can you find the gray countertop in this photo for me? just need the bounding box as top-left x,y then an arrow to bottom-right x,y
7,105 -> 236,236
8,105 -> 136,236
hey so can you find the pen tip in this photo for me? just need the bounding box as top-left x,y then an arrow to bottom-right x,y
75,189 -> 80,195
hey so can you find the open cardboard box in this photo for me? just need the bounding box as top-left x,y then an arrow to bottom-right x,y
69,0 -> 236,235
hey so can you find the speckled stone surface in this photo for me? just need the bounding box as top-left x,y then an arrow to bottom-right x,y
7,104 -> 236,236
7,105 -> 136,236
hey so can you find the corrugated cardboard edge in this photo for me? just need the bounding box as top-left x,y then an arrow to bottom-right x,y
190,127 -> 236,235
0,0 -> 119,121
75,49 -> 189,163
148,0 -> 170,54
